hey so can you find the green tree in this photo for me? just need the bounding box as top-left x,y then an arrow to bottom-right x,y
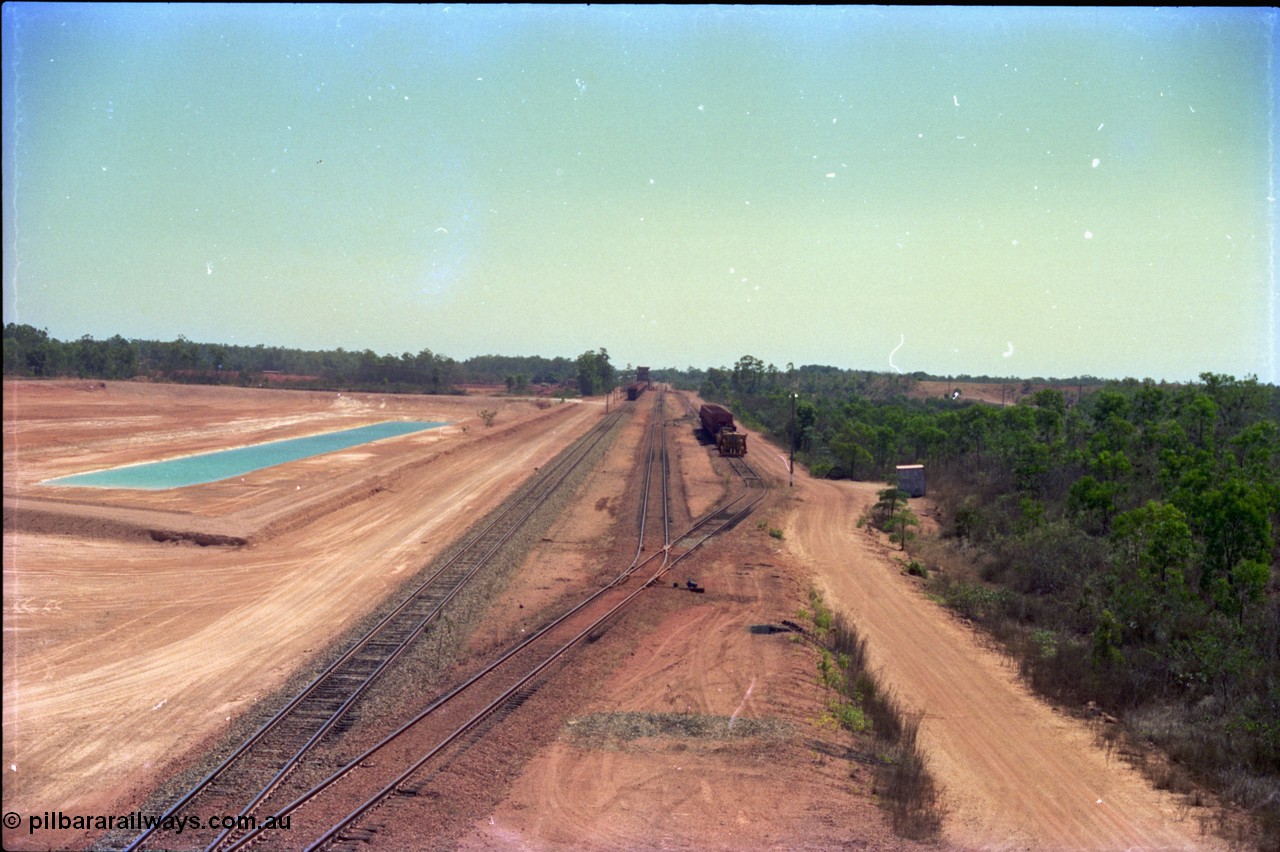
3,323 -> 55,375
732,354 -> 766,395
575,348 -> 615,396
1111,501 -> 1194,586
1032,388 -> 1066,443
794,398 -> 818,452
1107,501 -> 1196,642
1067,475 -> 1117,533
1224,559 -> 1269,625
875,487 -> 920,551
1198,478 -> 1272,594
831,421 -> 875,478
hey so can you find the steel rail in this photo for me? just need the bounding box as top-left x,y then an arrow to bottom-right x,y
632,388 -> 670,563
231,392 -> 764,851
204,407 -> 628,851
225,393 -> 679,850
303,558 -> 671,852
223,544 -> 672,851
124,406 -> 626,852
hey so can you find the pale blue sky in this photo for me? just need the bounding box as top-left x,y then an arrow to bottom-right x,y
3,5 -> 1276,381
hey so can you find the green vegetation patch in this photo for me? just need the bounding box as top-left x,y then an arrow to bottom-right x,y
565,711 -> 792,747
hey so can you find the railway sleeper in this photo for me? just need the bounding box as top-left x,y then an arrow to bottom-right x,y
301,706 -> 347,724
333,671 -> 377,683
336,826 -> 378,843
361,637 -> 411,651
309,686 -> 350,700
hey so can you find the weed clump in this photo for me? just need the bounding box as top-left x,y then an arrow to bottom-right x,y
802,593 -> 945,842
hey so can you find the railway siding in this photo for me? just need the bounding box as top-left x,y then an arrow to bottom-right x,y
106,408 -> 630,852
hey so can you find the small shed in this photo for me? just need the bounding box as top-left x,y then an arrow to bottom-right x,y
896,464 -> 926,498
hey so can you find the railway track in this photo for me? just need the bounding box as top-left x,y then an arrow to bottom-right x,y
634,386 -> 672,559
128,388 -> 763,851
231,389 -> 763,850
210,389 -> 677,850
124,406 -> 628,852
668,393 -> 766,552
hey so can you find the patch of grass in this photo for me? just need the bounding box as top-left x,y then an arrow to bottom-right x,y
808,587 -> 834,634
824,697 -> 871,734
874,711 -> 945,840
931,575 -> 1016,622
901,558 -> 929,579
756,519 -> 785,540
564,711 -> 792,747
811,593 -> 945,842
1030,628 -> 1058,661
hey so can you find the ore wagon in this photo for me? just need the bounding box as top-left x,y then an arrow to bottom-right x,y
699,404 -> 735,437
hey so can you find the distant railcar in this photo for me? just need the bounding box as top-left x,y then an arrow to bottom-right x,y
699,403 -> 747,456
626,381 -> 645,401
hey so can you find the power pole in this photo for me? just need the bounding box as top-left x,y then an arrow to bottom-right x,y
789,392 -> 797,487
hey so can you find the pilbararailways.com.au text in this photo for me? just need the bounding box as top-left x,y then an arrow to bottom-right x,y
7,810 -> 291,835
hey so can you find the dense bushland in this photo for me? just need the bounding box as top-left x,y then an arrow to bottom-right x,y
2,323 -> 621,395
707,357 -> 1279,845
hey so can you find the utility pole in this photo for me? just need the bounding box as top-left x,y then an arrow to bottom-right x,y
789,392 -> 797,488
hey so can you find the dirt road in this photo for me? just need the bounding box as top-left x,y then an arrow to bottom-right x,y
785,474 -> 1219,850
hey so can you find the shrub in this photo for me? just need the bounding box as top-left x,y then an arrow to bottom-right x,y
903,558 -> 929,579
820,603 -> 944,841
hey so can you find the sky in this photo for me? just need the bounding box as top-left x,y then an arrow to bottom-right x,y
3,4 -> 1277,382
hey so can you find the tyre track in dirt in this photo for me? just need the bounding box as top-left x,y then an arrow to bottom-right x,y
784,474 -> 1221,851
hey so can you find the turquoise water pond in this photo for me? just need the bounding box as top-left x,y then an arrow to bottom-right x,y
43,420 -> 447,490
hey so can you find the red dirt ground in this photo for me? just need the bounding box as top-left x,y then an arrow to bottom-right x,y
2,380 -> 596,850
2,381 -> 1223,850
911,379 -> 1086,407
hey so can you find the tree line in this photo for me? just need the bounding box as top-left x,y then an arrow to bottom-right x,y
3,324 -> 620,396
703,355 -> 1278,843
